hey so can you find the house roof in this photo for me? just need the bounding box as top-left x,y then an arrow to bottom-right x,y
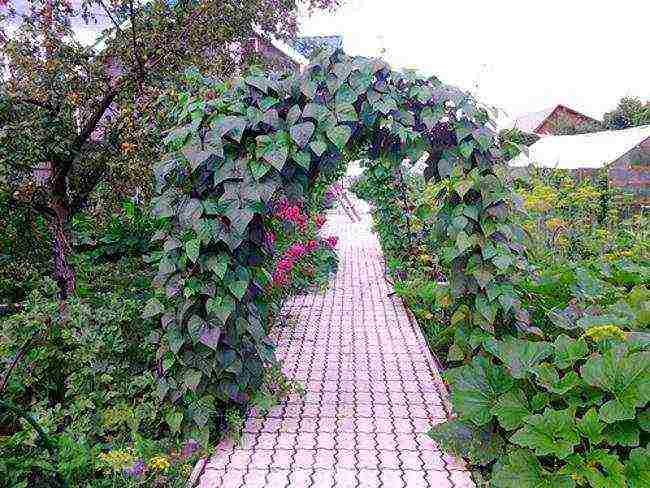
511,104 -> 599,134
510,124 -> 650,169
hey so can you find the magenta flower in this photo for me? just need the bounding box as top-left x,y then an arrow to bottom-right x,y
324,236 -> 338,248
181,439 -> 200,459
124,460 -> 146,478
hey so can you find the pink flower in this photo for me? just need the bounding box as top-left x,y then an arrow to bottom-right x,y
324,236 -> 338,249
306,240 -> 318,252
275,200 -> 309,231
287,243 -> 306,260
314,215 -> 326,229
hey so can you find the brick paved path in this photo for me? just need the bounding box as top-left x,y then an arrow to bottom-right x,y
199,193 -> 473,488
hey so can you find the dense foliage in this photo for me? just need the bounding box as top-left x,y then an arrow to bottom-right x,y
353,163 -> 650,486
0,0 -> 338,298
1,191 -> 336,486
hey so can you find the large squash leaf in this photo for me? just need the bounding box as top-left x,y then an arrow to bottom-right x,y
428,419 -> 505,466
492,449 -> 574,488
580,349 -> 650,423
485,338 -> 553,379
447,356 -> 514,426
510,408 -> 579,460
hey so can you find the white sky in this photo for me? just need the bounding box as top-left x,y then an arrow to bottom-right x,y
299,0 -> 650,122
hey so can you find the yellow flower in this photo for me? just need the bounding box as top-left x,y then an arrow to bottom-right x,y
149,455 -> 171,471
583,325 -> 626,342
545,218 -> 564,231
99,449 -> 135,471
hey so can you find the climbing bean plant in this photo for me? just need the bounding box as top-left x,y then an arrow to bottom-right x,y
147,48 -> 527,447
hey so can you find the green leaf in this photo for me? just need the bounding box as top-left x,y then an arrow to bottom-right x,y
289,122 -> 315,148
485,338 -> 553,379
428,420 -> 505,466
639,408 -> 650,432
336,103 -> 358,122
259,96 -> 278,111
576,408 -> 605,446
495,389 -> 531,431
310,138 -> 328,157
459,141 -> 474,159
564,450 -> 626,488
492,449 -> 574,488
510,408 -> 580,460
143,298 -> 164,319
447,356 -> 514,426
206,255 -> 229,279
167,328 -> 185,355
260,141 -> 288,171
227,268 -> 250,300
603,420 -> 640,447
184,238 -> 200,263
420,106 -> 443,130
293,150 -> 311,170
187,314 -> 205,342
165,410 -> 183,435
625,448 -> 650,488
554,334 -> 588,370
206,295 -> 235,323
580,349 -> 650,423
532,364 -> 582,395
183,369 -> 202,392
326,125 -> 352,151
249,159 -> 270,179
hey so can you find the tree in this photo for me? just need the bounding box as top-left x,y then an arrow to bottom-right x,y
0,0 -> 338,298
603,96 -> 650,130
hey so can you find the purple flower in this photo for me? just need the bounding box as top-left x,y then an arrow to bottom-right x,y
181,439 -> 200,459
124,460 -> 146,478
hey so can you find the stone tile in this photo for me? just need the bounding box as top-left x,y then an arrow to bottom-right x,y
196,192 -> 470,487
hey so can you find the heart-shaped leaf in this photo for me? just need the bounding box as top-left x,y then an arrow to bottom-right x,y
183,369 -> 202,392
184,239 -> 200,263
310,139 -> 328,157
293,150 -> 311,170
199,326 -> 221,350
326,125 -> 352,151
289,122 -> 315,148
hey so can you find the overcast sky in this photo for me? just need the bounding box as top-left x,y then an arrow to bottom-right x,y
299,0 -> 649,122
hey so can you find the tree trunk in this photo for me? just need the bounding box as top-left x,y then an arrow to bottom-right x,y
48,205 -> 76,299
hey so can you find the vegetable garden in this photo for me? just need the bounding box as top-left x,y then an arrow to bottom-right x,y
2,43 -> 649,487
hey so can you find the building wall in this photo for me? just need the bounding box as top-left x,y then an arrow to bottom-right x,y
607,137 -> 650,204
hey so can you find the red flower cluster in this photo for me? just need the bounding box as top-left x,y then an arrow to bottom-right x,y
275,200 -> 308,231
272,241 -> 318,288
314,214 -> 326,229
324,236 -> 338,249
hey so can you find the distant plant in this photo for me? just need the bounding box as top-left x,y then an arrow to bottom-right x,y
604,97 -> 650,130
498,128 -> 540,160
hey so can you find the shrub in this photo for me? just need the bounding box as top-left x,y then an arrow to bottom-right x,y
355,155 -> 650,486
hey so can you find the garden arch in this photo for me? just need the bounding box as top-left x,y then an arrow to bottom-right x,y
148,47 -> 527,442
